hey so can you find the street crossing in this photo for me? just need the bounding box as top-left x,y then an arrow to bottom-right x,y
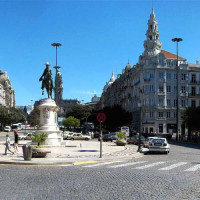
70,160 -> 200,172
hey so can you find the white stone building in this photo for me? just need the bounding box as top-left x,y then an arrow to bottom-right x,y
0,70 -> 15,107
100,8 -> 200,135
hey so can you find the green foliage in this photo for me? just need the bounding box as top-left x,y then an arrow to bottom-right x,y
183,106 -> 200,139
66,105 -> 92,123
62,116 -> 80,129
99,105 -> 132,132
0,106 -> 26,130
27,107 -> 40,126
31,132 -> 47,146
116,132 -> 126,139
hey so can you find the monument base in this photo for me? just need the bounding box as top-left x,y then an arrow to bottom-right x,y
38,98 -> 64,146
37,130 -> 63,146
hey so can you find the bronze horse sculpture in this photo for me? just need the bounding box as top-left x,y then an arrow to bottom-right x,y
39,62 -> 53,99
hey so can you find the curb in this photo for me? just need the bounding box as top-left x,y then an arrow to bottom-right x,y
0,152 -> 144,166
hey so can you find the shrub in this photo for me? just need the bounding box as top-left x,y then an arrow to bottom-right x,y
31,132 -> 47,146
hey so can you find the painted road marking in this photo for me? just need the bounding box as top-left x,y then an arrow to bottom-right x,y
134,161 -> 165,169
184,164 -> 200,172
73,161 -> 99,165
108,161 -> 147,168
159,162 -> 188,171
82,161 -> 126,168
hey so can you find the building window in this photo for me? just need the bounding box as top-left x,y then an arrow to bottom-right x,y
174,73 -> 177,80
191,100 -> 196,107
191,74 -> 196,83
159,71 -> 164,79
158,112 -> 163,118
181,86 -> 186,94
159,85 -> 164,92
174,86 -> 177,93
181,73 -> 186,81
181,100 -> 186,107
167,99 -> 171,106
159,98 -> 164,106
167,85 -> 171,93
167,112 -> 171,118
174,99 -> 177,107
174,112 -> 177,118
159,124 -> 163,133
191,87 -> 196,96
150,112 -> 154,118
166,72 -> 171,79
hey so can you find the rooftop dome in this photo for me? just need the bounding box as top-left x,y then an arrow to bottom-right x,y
125,62 -> 131,70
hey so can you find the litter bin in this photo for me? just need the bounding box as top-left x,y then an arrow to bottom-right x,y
22,145 -> 32,161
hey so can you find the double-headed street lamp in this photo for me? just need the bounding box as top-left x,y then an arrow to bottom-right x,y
172,38 -> 183,141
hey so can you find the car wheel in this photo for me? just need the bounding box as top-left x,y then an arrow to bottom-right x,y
85,138 -> 89,141
111,140 -> 113,142
71,138 -> 74,140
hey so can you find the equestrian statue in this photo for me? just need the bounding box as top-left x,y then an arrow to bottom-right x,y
39,62 -> 53,99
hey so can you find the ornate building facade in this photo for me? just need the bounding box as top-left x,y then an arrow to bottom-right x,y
0,70 -> 15,107
100,8 -> 200,135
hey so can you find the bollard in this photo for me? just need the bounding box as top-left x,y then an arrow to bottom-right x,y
22,145 -> 32,161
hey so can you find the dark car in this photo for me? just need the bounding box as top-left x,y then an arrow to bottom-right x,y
98,134 -> 113,142
94,131 -> 100,138
127,135 -> 146,145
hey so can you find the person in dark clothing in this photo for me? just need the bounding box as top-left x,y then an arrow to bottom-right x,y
14,130 -> 19,154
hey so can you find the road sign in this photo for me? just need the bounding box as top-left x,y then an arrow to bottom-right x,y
97,113 -> 106,123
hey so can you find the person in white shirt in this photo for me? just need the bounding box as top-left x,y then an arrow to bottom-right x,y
4,134 -> 14,155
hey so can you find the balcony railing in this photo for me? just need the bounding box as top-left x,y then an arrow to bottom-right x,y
189,93 -> 200,97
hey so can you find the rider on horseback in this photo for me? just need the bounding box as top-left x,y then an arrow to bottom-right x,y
39,62 -> 53,98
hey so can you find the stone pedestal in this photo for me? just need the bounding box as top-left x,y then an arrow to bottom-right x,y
38,98 -> 62,146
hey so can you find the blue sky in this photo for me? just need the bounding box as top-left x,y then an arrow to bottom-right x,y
0,0 -> 200,106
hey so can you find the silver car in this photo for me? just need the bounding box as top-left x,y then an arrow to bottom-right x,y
149,138 -> 170,154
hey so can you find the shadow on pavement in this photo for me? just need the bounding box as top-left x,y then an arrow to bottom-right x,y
169,140 -> 200,150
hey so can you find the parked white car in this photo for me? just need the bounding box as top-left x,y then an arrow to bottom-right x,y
4,126 -> 11,132
18,132 -> 34,140
149,138 -> 170,154
62,131 -> 74,140
143,137 -> 158,148
68,133 -> 91,141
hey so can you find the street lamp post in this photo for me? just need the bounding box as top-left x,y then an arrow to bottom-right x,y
137,102 -> 142,152
172,38 -> 183,141
51,43 -> 62,103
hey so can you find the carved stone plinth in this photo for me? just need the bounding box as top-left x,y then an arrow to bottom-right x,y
38,98 -> 63,146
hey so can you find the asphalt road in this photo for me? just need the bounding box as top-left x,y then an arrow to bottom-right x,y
0,141 -> 199,200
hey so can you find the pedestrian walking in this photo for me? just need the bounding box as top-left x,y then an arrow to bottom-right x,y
13,130 -> 19,154
4,134 -> 14,155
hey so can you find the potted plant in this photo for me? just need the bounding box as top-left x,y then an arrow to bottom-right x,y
116,132 -> 127,146
31,132 -> 51,158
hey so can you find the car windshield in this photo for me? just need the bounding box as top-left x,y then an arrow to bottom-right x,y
152,139 -> 165,143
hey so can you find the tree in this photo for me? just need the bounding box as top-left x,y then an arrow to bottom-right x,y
183,106 -> 200,140
62,116 -> 80,130
66,105 -> 92,123
27,107 -> 40,127
0,106 -> 26,130
99,105 -> 132,132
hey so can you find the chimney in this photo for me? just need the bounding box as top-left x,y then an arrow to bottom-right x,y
196,60 -> 199,65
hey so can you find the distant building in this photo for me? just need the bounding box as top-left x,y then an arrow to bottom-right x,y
85,94 -> 100,110
54,68 -> 80,116
15,105 -> 34,114
0,70 -> 15,107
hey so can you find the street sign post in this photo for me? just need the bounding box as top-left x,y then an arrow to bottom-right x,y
97,113 -> 106,158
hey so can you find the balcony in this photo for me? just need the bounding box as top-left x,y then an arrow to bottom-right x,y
189,93 -> 200,98
189,81 -> 200,85
158,91 -> 165,95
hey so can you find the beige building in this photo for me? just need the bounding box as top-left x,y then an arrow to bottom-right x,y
100,8 -> 200,135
